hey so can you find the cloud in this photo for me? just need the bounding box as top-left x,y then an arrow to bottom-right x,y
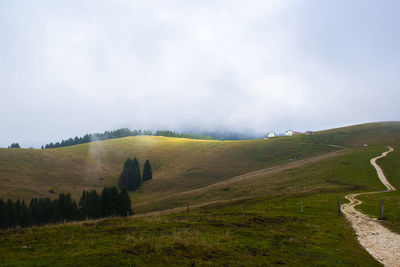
0,0 -> 399,147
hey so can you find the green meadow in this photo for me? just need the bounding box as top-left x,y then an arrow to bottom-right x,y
1,122 -> 400,265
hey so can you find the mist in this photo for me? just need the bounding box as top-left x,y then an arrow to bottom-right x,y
1,0 -> 399,147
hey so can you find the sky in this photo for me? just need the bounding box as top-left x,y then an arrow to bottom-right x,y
1,0 -> 399,147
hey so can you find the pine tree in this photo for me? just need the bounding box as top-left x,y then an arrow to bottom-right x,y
128,158 -> 141,191
19,200 -> 32,227
88,190 -> 101,219
30,198 -> 39,225
5,199 -> 16,228
100,187 -> 110,217
118,188 -> 131,216
118,159 -> 132,189
0,199 -> 5,229
142,160 -> 153,181
15,200 -> 21,226
79,190 -> 89,219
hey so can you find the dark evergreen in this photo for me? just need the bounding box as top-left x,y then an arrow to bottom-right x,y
128,158 -> 141,191
19,200 -> 31,227
5,199 -> 16,227
0,199 -> 5,228
142,159 -> 153,181
0,186 -> 131,229
118,188 -> 131,216
9,143 -> 20,148
119,158 -> 142,191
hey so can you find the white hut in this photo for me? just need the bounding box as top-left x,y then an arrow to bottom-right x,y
285,130 -> 303,136
268,132 -> 276,138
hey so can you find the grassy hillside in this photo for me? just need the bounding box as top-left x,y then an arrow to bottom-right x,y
0,194 -> 379,266
297,121 -> 400,147
1,121 -> 399,208
0,135 -> 339,202
1,122 -> 399,265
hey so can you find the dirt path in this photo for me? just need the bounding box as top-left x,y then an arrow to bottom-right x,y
342,146 -> 400,266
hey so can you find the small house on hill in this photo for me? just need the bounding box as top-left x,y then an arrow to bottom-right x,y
285,130 -> 303,136
267,132 -> 276,138
305,131 -> 315,135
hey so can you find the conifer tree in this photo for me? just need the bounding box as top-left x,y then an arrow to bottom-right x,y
5,199 -> 16,227
0,199 -> 5,228
128,158 -> 141,191
118,188 -> 131,216
88,190 -> 101,219
19,200 -> 31,227
142,159 -> 153,181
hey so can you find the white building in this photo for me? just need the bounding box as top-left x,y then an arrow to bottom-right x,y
285,130 -> 294,136
285,130 -> 303,136
267,132 -> 276,138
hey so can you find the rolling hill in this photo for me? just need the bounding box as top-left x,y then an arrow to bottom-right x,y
1,121 -> 400,265
1,122 -> 399,207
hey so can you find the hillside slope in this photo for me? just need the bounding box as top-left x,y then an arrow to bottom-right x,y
0,121 -> 399,207
0,136 -> 338,201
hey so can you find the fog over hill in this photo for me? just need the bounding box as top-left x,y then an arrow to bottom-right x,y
1,1 -> 399,147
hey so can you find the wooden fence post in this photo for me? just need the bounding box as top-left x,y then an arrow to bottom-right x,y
380,198 -> 384,220
266,200 -> 269,215
337,197 -> 341,216
187,205 -> 190,214
300,201 -> 303,213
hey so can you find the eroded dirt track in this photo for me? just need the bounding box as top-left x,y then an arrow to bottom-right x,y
342,147 -> 400,266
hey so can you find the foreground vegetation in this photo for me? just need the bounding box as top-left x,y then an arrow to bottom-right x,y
0,194 -> 379,266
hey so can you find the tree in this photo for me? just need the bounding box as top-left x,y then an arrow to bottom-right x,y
0,199 -> 5,228
88,190 -> 101,219
118,188 -> 131,216
80,190 -> 101,219
128,158 -> 141,191
5,199 -> 16,227
19,200 -> 32,227
9,143 -> 20,148
142,159 -> 153,181
118,159 -> 132,189
54,193 -> 80,222
119,158 -> 142,191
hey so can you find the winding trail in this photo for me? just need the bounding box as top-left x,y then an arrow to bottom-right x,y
342,146 -> 400,266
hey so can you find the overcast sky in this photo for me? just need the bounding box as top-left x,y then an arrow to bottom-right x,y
1,0 -> 399,147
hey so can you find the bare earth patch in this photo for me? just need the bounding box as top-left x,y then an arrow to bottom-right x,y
342,147 -> 400,266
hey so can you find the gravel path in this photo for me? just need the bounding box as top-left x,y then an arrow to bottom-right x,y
342,147 -> 400,266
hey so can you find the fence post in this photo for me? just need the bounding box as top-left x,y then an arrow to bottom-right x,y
337,197 -> 341,216
380,198 -> 384,220
266,200 -> 269,215
241,204 -> 243,215
187,205 -> 190,214
300,201 -> 303,213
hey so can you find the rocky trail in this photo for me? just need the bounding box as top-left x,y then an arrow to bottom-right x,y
342,147 -> 400,266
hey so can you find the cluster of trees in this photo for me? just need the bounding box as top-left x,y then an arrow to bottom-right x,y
0,187 -> 131,229
43,128 -> 153,149
8,143 -> 20,148
42,128 -> 219,149
154,130 -> 216,140
118,158 -> 152,191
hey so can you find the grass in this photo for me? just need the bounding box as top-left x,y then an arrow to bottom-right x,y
357,144 -> 400,234
0,135 -> 339,202
133,146 -> 388,213
1,122 -> 400,265
0,194 -> 379,266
